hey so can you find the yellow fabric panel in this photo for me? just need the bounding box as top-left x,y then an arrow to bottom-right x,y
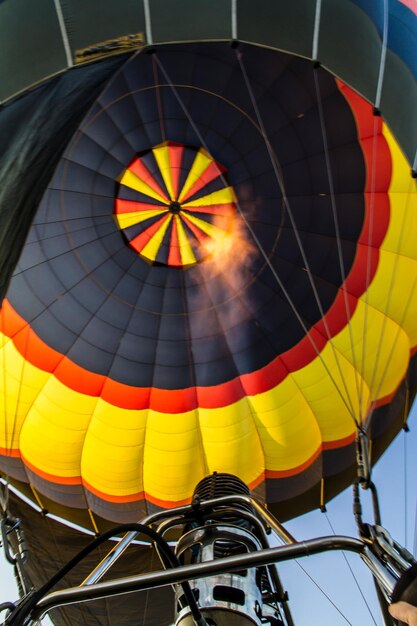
175,215 -> 196,265
290,341 -> 368,439
182,211 -> 227,240
382,126 -> 417,259
196,397 -> 265,488
331,298 -> 410,403
81,399 -> 148,495
384,126 -> 416,194
383,189 -> 417,260
153,145 -> 175,200
0,339 -> 49,450
182,186 -> 236,208
248,375 -> 322,470
178,149 -> 213,202
119,169 -> 168,204
19,378 -> 98,478
115,208 -> 167,229
140,214 -> 172,260
143,407 -> 207,502
363,250 -> 417,345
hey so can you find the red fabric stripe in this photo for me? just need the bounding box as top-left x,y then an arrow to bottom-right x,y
129,215 -> 169,254
181,160 -> 225,202
13,324 -> 63,372
337,80 -> 382,138
180,214 -> 210,244
167,218 -> 182,266
168,144 -> 184,200
0,83 -> 396,416
115,199 -> 167,214
359,193 -> 390,248
129,157 -> 169,201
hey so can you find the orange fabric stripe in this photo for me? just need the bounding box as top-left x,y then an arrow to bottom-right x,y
265,446 -> 322,478
322,432 -> 356,450
22,454 -> 82,485
0,82 -> 395,416
83,479 -> 145,503
84,479 -> 192,508
0,447 -> 21,458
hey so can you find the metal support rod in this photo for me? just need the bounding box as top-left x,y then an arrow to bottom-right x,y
33,536 -> 364,621
361,547 -> 399,597
155,508 -> 296,626
82,495 -> 294,586
81,508 -> 175,586
249,498 -> 296,544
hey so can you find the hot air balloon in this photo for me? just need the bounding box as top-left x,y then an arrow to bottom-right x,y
0,1 -> 417,625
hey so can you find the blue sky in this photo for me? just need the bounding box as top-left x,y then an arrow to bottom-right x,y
1,406 -> 416,626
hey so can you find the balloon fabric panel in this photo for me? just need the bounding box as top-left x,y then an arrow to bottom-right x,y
0,43 -> 416,526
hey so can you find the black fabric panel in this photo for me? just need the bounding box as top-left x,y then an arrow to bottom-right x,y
266,455 -> 323,505
0,0 -> 66,100
381,50 -> 417,167
123,214 -> 167,242
7,494 -> 174,626
62,0 -> 146,53
151,0 -> 231,42
237,0 -> 316,59
0,55 -> 129,304
319,0 -> 382,104
1,1 -> 415,169
3,44 -> 366,392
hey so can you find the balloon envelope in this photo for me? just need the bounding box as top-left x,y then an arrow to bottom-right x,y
0,0 -> 416,532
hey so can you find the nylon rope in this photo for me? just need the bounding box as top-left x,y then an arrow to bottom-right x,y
2,119 -> 123,489
98,541 -> 112,626
312,0 -> 322,62
404,429 -> 408,549
413,484 -> 417,557
152,53 -> 167,143
0,304 -> 10,487
356,115 -> 380,425
154,51 -> 360,425
236,49 -> 359,424
231,0 -> 238,40
324,511 -> 378,625
141,543 -> 154,626
179,268 -> 210,476
364,176 -> 417,428
375,0 -> 389,111
7,299 -> 31,470
143,0 -> 153,46
295,559 -> 354,625
53,0 -> 73,69
313,67 -> 362,420
43,513 -> 76,626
